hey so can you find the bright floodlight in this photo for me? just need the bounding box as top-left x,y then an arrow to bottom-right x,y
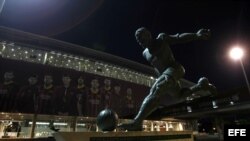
229,47 -> 244,60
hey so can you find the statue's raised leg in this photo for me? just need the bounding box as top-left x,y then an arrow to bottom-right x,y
179,77 -> 217,100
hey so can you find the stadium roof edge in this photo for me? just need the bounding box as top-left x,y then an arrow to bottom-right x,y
0,26 -> 195,86
0,26 -> 156,76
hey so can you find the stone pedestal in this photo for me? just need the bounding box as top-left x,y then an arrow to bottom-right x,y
53,131 -> 193,141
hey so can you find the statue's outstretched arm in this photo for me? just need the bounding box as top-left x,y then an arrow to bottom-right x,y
166,29 -> 211,44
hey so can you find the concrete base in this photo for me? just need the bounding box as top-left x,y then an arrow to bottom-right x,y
53,131 -> 193,141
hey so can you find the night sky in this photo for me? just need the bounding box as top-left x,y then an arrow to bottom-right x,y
0,0 -> 250,92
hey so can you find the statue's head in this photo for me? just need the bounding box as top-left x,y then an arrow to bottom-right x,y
135,27 -> 152,48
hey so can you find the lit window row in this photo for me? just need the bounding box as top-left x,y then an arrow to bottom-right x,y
0,41 -> 156,86
0,42 -> 45,64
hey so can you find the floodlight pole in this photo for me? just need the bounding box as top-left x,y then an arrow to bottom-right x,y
239,59 -> 250,94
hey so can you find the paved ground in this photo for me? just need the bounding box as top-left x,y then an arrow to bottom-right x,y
194,135 -> 221,141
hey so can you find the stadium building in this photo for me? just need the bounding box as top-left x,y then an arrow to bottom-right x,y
0,26 -> 196,139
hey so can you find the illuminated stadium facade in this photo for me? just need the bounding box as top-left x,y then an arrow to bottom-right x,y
0,27 -> 156,87
0,26 -> 194,87
3,26 -> 247,141
0,26 -> 196,138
